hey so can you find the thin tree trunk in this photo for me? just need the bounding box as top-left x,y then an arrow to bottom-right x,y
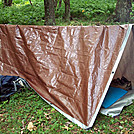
29,0 -> 33,6
59,0 -> 62,8
44,0 -> 55,25
64,0 -> 70,22
54,0 -> 57,8
3,0 -> 6,6
115,0 -> 132,22
3,0 -> 7,6
8,0 -> 12,6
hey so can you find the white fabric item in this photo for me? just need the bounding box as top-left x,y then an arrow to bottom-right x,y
100,88 -> 134,117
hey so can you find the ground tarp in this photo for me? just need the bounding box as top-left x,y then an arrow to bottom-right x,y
0,24 -> 133,129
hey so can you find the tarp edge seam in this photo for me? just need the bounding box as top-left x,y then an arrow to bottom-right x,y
88,24 -> 133,128
33,89 -> 89,129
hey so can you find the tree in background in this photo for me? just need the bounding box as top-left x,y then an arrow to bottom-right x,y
44,0 -> 70,25
115,0 -> 132,22
59,0 -> 62,8
44,0 -> 55,25
3,0 -> 12,6
54,0 -> 70,22
64,0 -> 70,22
54,0 -> 58,8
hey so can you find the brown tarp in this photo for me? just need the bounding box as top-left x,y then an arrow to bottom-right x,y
0,24 -> 132,128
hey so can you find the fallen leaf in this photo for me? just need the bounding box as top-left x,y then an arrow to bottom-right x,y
70,124 -> 73,127
41,123 -> 44,127
62,125 -> 69,131
0,118 -> 4,121
21,120 -> 25,131
44,112 -> 51,120
27,122 -> 37,131
124,131 -> 128,134
0,113 -> 7,117
94,127 -> 98,131
0,114 -> 4,117
44,112 -> 49,116
129,128 -> 133,131
82,10 -> 85,12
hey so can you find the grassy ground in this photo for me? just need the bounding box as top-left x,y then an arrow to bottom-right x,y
0,88 -> 134,133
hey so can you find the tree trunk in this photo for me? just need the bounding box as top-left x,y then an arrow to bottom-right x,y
4,0 -> 12,6
44,0 -> 55,25
54,0 -> 57,8
115,0 -> 132,22
64,0 -> 70,22
29,0 -> 33,6
3,0 -> 7,6
59,0 -> 62,8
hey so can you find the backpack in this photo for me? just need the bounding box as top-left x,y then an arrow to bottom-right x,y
0,75 -> 29,102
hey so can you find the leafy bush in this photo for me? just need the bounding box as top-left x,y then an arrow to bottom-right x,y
69,0 -> 116,19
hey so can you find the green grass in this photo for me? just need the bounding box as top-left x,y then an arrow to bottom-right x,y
0,88 -> 134,133
0,0 -> 133,25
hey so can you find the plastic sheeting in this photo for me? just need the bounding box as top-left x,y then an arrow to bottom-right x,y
0,24 -> 133,129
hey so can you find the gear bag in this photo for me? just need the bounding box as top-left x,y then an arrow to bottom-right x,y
0,75 -> 29,102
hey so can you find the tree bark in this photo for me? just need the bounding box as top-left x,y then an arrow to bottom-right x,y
59,0 -> 62,8
115,0 -> 132,22
44,0 -> 55,25
54,0 -> 57,8
64,0 -> 70,22
29,0 -> 33,6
